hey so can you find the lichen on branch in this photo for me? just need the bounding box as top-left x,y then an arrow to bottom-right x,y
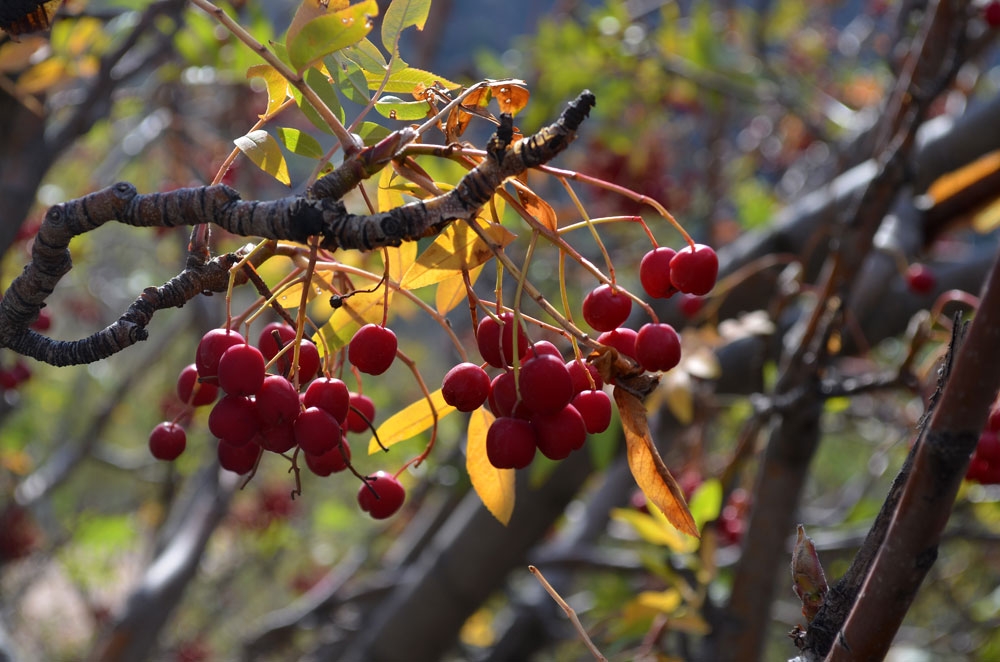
0,91 -> 596,366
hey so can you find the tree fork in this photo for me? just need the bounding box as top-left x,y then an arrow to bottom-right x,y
0,91 -> 596,367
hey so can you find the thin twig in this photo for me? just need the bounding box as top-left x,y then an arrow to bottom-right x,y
528,565 -> 607,662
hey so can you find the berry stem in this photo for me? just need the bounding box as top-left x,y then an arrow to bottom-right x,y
558,177 -> 616,284
393,351 -> 439,473
511,231 -> 540,404
225,239 -> 273,331
539,164 -> 695,250
292,238 -> 320,391
380,248 -> 390,328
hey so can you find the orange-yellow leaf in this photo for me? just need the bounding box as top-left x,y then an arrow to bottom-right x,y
383,242 -> 417,284
315,285 -> 391,353
972,196 -> 1000,234
377,166 -> 405,212
513,184 -> 558,231
466,408 -> 515,524
247,64 -> 291,118
445,86 -> 488,141
489,81 -> 530,116
614,387 -> 698,538
234,130 -> 291,186
16,57 -> 69,95
926,149 -> 1000,206
367,388 -> 455,454
401,222 -> 515,289
435,265 -> 483,315
276,270 -> 335,309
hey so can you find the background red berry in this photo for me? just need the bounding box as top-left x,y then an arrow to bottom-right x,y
177,364 -> 218,407
905,263 -> 935,295
346,393 -> 376,433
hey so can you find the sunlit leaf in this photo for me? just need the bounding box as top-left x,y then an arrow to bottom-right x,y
290,67 -> 344,134
247,64 -> 290,118
383,241 -> 417,284
285,0 -> 349,46
445,86 -> 488,141
375,94 -> 431,121
610,508 -> 690,552
367,388 -> 456,454
315,287 -> 390,353
234,130 -> 291,186
661,369 -> 693,425
377,166 -> 405,212
435,265 -> 482,315
276,270 -> 334,308
327,53 -> 370,104
401,222 -> 516,289
16,58 -> 70,95
363,66 -> 459,93
489,81 -> 530,115
466,408 -> 515,525
288,0 -> 378,72
514,184 -> 558,231
614,388 -> 698,538
343,37 -> 386,74
687,478 -> 722,530
381,0 -> 430,52
359,121 -> 392,145
276,126 -> 324,159
636,589 -> 683,613
973,196 -> 1000,234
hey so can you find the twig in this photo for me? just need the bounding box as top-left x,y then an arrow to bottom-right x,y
528,565 -> 607,662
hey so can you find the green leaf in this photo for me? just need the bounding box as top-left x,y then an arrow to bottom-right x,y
344,37 -> 386,75
375,94 -> 431,121
687,478 -> 722,530
362,65 -> 459,93
276,127 -> 324,159
234,130 -> 291,186
290,67 -> 344,134
359,121 -> 392,145
288,0 -> 378,72
381,0 -> 431,52
327,53 -> 370,104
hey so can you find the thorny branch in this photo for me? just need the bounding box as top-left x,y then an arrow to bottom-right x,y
0,91 -> 596,367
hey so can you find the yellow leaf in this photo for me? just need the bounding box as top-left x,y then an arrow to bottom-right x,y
636,589 -> 683,613
973,196 -> 1000,234
234,130 -> 291,186
367,388 -> 456,453
610,508 -> 691,552
275,270 -> 334,309
315,286 -> 391,353
16,58 -> 69,95
401,222 -> 515,289
286,0 -> 350,46
0,37 -> 47,74
383,242 -> 417,285
247,64 -> 290,118
661,369 -> 694,425
614,388 -> 698,538
513,182 -> 558,231
466,408 -> 515,524
435,265 -> 483,315
926,150 -> 1000,206
377,166 -> 405,212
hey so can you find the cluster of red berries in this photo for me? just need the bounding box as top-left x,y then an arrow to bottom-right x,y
719,488 -> 750,546
966,405 -> 1000,485
148,320 -> 407,519
0,360 -> 31,391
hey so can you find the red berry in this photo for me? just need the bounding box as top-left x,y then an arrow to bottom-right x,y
218,343 -> 266,396
442,362 -> 491,412
348,324 -> 398,375
149,422 -> 186,461
476,312 -> 529,368
256,375 -> 301,426
488,371 -> 531,419
635,323 -> 682,372
177,364 -> 218,407
567,359 -> 603,394
720,514 -> 744,546
208,395 -> 260,445
486,417 -> 537,469
196,329 -> 245,383
260,422 -> 296,453
532,405 -> 587,459
639,247 -> 678,299
257,322 -> 296,361
520,354 -> 573,414
571,389 -> 612,434
987,405 -> 1000,433
582,284 -> 633,332
0,371 -> 19,390
905,263 -> 935,295
524,341 -> 562,360
597,328 -> 638,360
10,362 -> 30,384
678,294 -> 703,319
346,393 -> 376,433
217,439 -> 260,474
30,309 -> 51,332
966,456 -> 990,483
305,438 -> 351,476
357,471 -> 406,519
293,407 -> 341,455
670,244 -> 718,296
986,0 -> 1000,28
277,339 -> 321,382
977,431 -> 1000,464
303,377 -> 350,423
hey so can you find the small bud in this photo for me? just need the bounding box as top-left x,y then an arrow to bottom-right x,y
791,524 -> 828,623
